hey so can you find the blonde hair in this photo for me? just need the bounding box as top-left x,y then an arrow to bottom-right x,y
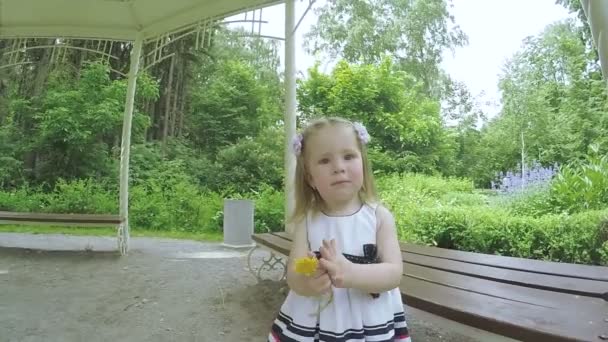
290,117 -> 378,223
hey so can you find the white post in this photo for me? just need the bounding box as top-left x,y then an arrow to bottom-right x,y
521,129 -> 525,189
284,0 -> 297,235
118,32 -> 144,255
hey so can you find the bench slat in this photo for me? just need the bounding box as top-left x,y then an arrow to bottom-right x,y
265,232 -> 605,309
403,261 -> 605,314
0,211 -> 122,226
272,231 -> 608,283
252,233 -> 291,256
401,275 -> 602,342
403,251 -> 608,299
401,242 -> 608,281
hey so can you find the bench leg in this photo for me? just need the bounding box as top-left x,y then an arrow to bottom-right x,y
247,245 -> 287,283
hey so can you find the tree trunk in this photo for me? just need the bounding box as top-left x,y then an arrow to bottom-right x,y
162,55 -> 175,146
31,38 -> 55,98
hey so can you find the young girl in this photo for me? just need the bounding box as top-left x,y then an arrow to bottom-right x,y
268,117 -> 411,341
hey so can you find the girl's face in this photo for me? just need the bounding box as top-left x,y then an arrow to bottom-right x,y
304,124 -> 364,210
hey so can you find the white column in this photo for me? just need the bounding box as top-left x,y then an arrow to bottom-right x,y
581,0 -> 608,81
118,32 -> 144,254
284,0 -> 297,235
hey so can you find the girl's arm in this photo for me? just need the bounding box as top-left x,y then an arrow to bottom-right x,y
286,218 -> 332,297
320,205 -> 403,293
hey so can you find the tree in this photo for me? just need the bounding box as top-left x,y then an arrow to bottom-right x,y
473,20 -> 608,186
304,0 -> 468,96
297,58 -> 446,173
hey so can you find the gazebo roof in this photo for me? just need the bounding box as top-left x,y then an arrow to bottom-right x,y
0,0 -> 281,41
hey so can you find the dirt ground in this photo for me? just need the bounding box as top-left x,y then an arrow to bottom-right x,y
0,233 -> 514,342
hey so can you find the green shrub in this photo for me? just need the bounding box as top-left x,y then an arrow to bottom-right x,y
377,173 -> 474,199
128,159 -> 225,232
500,186 -> 554,217
404,206 -> 608,265
0,185 -> 48,211
45,178 -> 117,214
549,144 -> 608,214
252,184 -> 284,233
211,125 -> 284,192
129,181 -> 223,233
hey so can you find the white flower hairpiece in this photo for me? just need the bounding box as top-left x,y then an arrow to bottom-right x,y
291,133 -> 303,156
353,122 -> 371,144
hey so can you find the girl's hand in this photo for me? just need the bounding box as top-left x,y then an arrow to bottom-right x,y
319,239 -> 352,288
303,252 -> 332,296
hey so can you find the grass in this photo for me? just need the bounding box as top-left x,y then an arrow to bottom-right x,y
0,225 -> 223,242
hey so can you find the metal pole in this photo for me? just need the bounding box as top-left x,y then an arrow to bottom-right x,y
284,0 -> 297,235
118,32 -> 144,255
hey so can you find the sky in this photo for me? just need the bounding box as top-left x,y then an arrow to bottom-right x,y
227,0 -> 573,117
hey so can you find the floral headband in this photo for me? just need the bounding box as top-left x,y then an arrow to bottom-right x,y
291,121 -> 371,156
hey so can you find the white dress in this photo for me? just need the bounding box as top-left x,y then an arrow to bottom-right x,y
268,203 -> 412,342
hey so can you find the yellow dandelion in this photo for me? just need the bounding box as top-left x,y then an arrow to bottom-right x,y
294,255 -> 333,317
294,256 -> 318,276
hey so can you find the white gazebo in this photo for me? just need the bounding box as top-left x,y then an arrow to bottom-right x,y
0,0 -> 303,254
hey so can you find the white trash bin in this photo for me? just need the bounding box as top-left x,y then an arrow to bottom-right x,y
222,199 -> 255,248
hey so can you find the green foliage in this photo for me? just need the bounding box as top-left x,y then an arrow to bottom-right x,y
549,144 -> 608,213
0,185 -> 48,212
377,173 -> 477,241
128,128 -> 284,194
44,179 -> 117,214
374,173 -> 607,265
377,172 -> 474,199
251,185 -> 285,233
500,187 -> 554,217
405,206 -> 607,265
0,179 -> 116,214
497,145 -> 608,217
305,0 -> 467,95
475,20 -> 608,186
4,62 -> 157,185
130,180 -> 224,233
298,58 -> 445,173
188,59 -> 279,153
0,124 -> 24,189
211,125 -> 284,192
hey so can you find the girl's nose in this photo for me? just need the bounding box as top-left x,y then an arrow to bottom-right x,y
333,162 -> 345,174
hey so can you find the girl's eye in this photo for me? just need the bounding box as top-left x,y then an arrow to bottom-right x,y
344,154 -> 355,160
319,158 -> 330,164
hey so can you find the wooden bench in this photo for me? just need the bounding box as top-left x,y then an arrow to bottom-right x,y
0,211 -> 127,254
249,232 -> 608,342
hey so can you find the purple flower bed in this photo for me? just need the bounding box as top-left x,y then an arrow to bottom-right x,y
491,161 -> 558,193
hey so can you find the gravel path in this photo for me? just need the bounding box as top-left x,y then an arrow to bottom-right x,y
0,233 -> 515,342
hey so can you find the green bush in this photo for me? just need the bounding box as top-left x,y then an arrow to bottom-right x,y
549,144 -> 608,214
499,186 -> 554,217
130,181 -> 223,233
211,125 -> 284,192
0,185 -> 48,212
252,184 -> 284,233
497,145 -> 608,217
404,206 -> 608,265
45,178 -> 117,214
127,159 -> 224,232
377,173 -> 474,199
